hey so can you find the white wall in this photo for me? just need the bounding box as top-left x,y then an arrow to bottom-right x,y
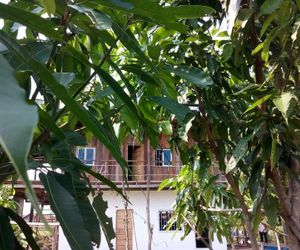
96,190 -> 227,250
21,189 -> 226,250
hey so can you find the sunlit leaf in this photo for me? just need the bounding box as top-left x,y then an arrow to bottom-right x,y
163,65 -> 214,88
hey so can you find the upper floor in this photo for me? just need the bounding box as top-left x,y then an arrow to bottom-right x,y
77,135 -> 181,187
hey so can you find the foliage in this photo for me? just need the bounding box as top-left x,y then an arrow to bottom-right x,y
0,185 -> 17,210
0,0 -> 215,249
0,0 -> 300,249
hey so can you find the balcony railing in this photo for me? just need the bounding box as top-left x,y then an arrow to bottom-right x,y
89,160 -> 182,183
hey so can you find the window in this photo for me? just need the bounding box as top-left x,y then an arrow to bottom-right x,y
195,229 -> 210,248
155,149 -> 172,166
76,147 -> 96,166
159,211 -> 178,231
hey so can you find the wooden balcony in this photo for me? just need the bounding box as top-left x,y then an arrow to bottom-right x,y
6,161 -> 182,195
89,160 -> 181,189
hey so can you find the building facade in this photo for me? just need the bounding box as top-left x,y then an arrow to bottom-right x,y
12,135 -> 227,250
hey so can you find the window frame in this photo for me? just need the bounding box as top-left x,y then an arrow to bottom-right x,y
155,149 -> 172,166
158,210 -> 179,232
76,147 -> 96,166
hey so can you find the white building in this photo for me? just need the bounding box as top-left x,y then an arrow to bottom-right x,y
13,135 -> 227,250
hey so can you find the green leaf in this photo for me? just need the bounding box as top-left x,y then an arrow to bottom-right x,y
4,207 -> 40,250
93,193 -> 116,250
252,43 -> 264,56
165,5 -> 215,18
263,195 -> 278,228
158,120 -> 173,135
235,8 -> 253,29
88,0 -> 187,32
226,125 -> 262,173
38,107 -> 65,139
4,42 -> 53,71
273,92 -> 296,121
94,0 -> 133,10
260,0 -> 284,16
40,172 -> 93,250
69,5 -> 112,30
0,3 -> 61,40
148,45 -> 160,60
149,96 -> 193,123
261,28 -> 280,62
261,135 -> 272,162
40,0 -> 56,14
53,72 -> 75,87
0,54 -> 44,225
112,23 -> 153,65
163,65 -> 214,88
0,207 -> 15,250
63,46 -> 140,123
50,158 -> 126,199
292,18 -> 300,42
222,44 -> 233,62
244,94 -> 272,113
0,31 -> 127,173
96,67 -> 141,122
50,172 -> 100,246
249,161 -> 263,199
260,12 -> 276,37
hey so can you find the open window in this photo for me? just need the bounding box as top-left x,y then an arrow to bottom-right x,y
76,147 -> 96,166
155,149 -> 172,166
195,228 -> 210,248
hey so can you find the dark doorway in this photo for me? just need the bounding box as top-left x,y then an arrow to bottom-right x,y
127,145 -> 141,181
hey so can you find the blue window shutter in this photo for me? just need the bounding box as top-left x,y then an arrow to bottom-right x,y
86,149 -> 94,165
163,149 -> 172,166
77,148 -> 85,161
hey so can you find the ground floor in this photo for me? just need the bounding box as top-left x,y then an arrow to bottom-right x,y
58,189 -> 227,250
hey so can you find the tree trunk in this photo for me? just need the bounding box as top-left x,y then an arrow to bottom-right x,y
226,173 -> 260,250
146,160 -> 153,250
271,158 -> 300,250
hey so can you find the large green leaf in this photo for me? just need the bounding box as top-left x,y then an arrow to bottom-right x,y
263,195 -> 278,228
93,193 -> 116,250
87,0 -> 187,32
273,92 -> 296,121
260,0 -> 284,15
40,0 -> 56,14
40,172 -> 93,250
149,96 -> 193,123
249,161 -> 263,199
244,94 -> 272,113
53,72 -> 75,87
165,5 -> 215,18
0,31 -> 127,172
50,158 -> 126,199
0,3 -> 61,40
4,207 -> 39,250
50,172 -> 101,246
163,65 -> 214,88
69,5 -> 112,30
4,42 -> 53,71
0,207 -> 15,250
0,54 -> 43,224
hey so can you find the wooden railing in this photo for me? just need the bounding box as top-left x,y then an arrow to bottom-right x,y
89,160 -> 182,183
